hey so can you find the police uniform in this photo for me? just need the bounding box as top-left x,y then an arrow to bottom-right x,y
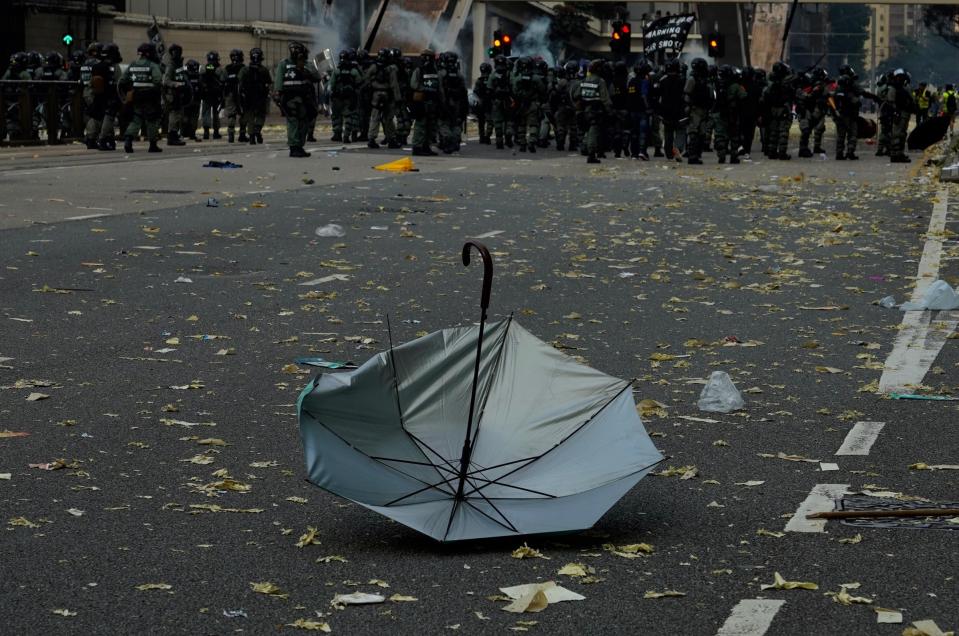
121,47 -> 163,152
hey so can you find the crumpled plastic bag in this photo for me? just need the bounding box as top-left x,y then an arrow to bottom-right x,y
697,371 -> 744,413
877,295 -> 896,309
900,280 -> 959,311
315,224 -> 345,238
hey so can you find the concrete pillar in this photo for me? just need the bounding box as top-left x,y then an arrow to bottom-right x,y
471,1 -> 486,85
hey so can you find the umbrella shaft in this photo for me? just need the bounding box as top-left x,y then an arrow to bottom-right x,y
455,314 -> 487,501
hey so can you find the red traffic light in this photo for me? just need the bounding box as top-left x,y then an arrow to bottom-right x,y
621,24 -> 630,34
503,35 -> 511,43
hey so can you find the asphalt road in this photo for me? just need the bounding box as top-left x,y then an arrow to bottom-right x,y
1,135 -> 957,635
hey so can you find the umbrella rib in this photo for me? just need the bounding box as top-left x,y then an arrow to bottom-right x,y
386,315 -> 455,484
462,494 -> 519,533
462,380 -> 635,499
303,409 -> 455,498
464,471 -> 556,498
468,314 -> 513,450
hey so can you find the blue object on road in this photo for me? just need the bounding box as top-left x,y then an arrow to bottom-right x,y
203,160 -> 243,169
295,357 -> 356,369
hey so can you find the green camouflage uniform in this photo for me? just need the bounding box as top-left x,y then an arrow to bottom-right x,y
487,64 -> 512,148
712,79 -> 746,161
121,55 -> 163,145
410,63 -> 444,151
367,60 -> 402,144
329,64 -> 361,140
571,71 -> 611,157
238,62 -> 272,139
438,64 -> 468,152
274,57 -> 320,149
222,61 -> 245,138
511,64 -> 543,150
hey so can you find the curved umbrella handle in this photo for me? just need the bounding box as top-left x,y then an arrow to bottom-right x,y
461,241 -> 493,314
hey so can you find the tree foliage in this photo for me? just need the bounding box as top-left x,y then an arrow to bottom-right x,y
825,5 -> 870,75
550,5 -> 591,43
879,35 -> 959,86
923,6 -> 959,50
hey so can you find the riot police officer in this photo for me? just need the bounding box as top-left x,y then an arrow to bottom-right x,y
238,47 -> 271,145
473,62 -> 492,145
329,49 -> 361,142
366,48 -> 402,148
684,57 -> 713,165
409,49 -> 444,156
274,41 -> 320,157
163,44 -> 188,146
571,60 -> 611,164
199,51 -> 223,139
438,52 -> 468,154
223,49 -> 246,142
120,42 -> 163,153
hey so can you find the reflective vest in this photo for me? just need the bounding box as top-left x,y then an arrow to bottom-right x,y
944,90 -> 957,114
225,63 -> 242,92
129,61 -> 156,90
80,60 -> 95,85
580,79 -> 600,102
420,72 -> 439,93
282,64 -> 311,96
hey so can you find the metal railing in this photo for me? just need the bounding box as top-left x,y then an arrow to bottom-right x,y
0,80 -> 86,146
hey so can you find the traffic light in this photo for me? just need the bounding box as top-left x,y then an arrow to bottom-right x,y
501,33 -> 512,56
707,33 -> 725,58
610,20 -> 632,55
489,29 -> 503,58
61,33 -> 74,47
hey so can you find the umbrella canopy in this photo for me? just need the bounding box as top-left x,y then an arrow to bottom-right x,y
908,115 -> 950,150
297,316 -> 664,542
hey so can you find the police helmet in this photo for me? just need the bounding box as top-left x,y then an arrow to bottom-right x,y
10,51 -> 28,68
535,58 -> 548,73
229,48 -> 243,64
420,49 -> 435,65
290,42 -> 308,60
46,51 -> 64,67
86,42 -> 101,57
168,44 -> 183,59
206,50 -> 220,65
690,57 -> 708,75
838,64 -> 856,79
26,51 -> 42,68
494,55 -> 508,70
250,48 -> 264,65
479,62 -> 492,75
771,61 -> 789,78
812,67 -> 828,82
101,43 -> 121,63
186,59 -> 200,73
138,42 -> 159,61
665,59 -> 681,74
70,50 -> 85,65
564,60 -> 579,77
357,48 -> 370,62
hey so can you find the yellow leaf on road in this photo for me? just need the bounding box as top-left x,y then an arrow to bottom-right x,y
760,572 -> 819,591
285,618 -> 331,632
644,590 -> 686,599
250,581 -> 288,598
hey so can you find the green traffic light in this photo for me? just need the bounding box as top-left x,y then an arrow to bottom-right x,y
62,34 -> 74,46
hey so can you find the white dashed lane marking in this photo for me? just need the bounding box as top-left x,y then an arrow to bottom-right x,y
784,484 -> 850,533
880,189 -> 957,393
835,421 -> 885,456
716,599 -> 786,636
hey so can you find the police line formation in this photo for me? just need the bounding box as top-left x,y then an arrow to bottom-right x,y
3,41 -> 957,163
